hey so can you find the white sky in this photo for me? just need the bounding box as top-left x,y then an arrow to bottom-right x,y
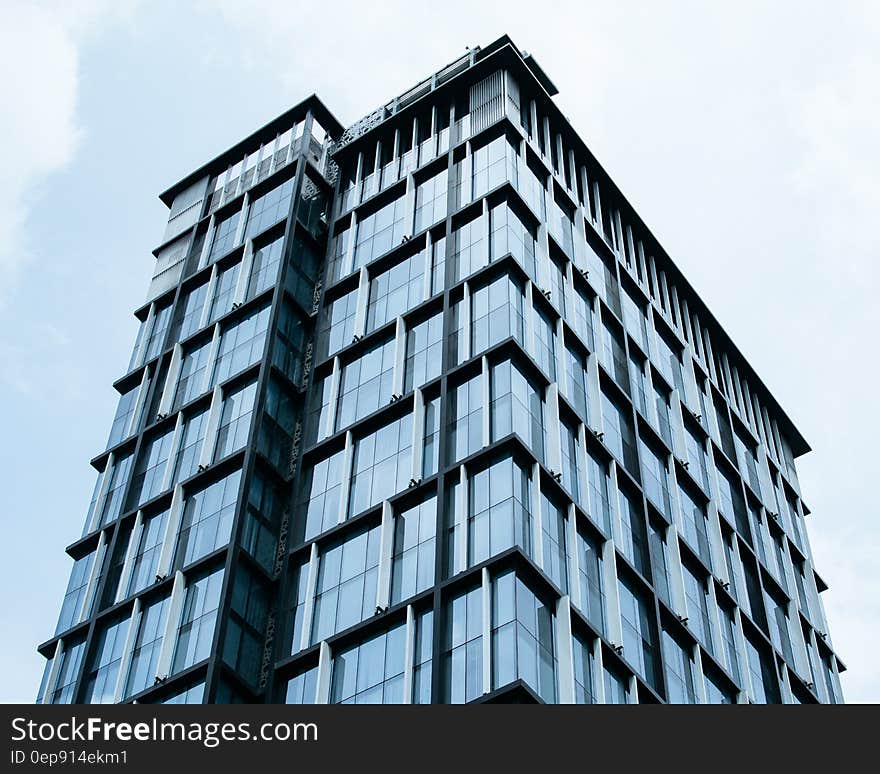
0,0 -> 876,702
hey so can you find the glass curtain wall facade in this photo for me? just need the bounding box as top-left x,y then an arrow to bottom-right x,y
37,37 -> 843,705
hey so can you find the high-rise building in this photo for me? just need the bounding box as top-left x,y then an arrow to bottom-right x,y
36,36 -> 844,705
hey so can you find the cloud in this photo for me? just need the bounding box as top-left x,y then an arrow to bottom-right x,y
0,1 -> 135,300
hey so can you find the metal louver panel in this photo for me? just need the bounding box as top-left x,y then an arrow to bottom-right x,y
469,70 -> 504,136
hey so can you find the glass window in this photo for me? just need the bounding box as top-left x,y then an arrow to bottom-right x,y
678,482 -> 712,565
532,306 -> 556,380
299,448 -> 346,541
617,575 -> 659,690
471,273 -> 525,356
172,568 -> 225,673
157,682 -> 205,704
127,509 -> 169,596
662,629 -> 698,704
489,200 -> 536,279
349,414 -> 413,519
586,448 -> 611,534
56,551 -> 97,635
540,491 -> 568,592
245,177 -> 295,239
222,568 -> 269,687
716,465 -> 749,539
562,345 -> 589,422
144,303 -> 172,363
490,359 -> 544,462
620,284 -> 648,352
404,313 -> 443,392
354,195 -> 407,269
311,523 -> 381,643
82,616 -> 130,704
209,209 -> 241,262
247,235 -> 284,300
128,427 -> 175,508
648,518 -> 671,605
473,135 -> 517,200
336,338 -> 395,431
422,394 -> 441,477
176,469 -> 242,567
516,154 -> 546,220
107,385 -> 141,449
99,452 -> 134,527
367,251 -> 426,332
125,595 -> 170,698
173,407 -> 209,484
704,668 -> 736,704
573,633 -> 597,704
215,381 -> 258,460
682,562 -> 715,653
617,485 -> 650,578
600,389 -> 639,477
468,456 -> 532,567
744,633 -> 780,704
49,639 -> 86,704
560,418 -> 581,505
603,664 -> 630,704
765,588 -> 795,666
442,585 -> 483,704
628,350 -> 648,415
208,260 -> 241,323
652,379 -> 673,448
575,528 -> 605,634
412,609 -> 434,704
546,254 -> 566,316
683,421 -> 710,493
719,604 -> 742,683
391,495 -> 437,605
211,305 -> 271,386
331,622 -> 406,704
549,196 -> 574,258
600,318 -> 629,394
285,666 -> 318,704
653,326 -> 685,395
639,437 -> 671,518
491,571 -> 557,702
174,340 -> 211,410
570,284 -> 594,351
318,288 -> 358,359
424,232 -> 445,296
448,372 -> 483,464
414,168 -> 449,232
452,211 -> 486,281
